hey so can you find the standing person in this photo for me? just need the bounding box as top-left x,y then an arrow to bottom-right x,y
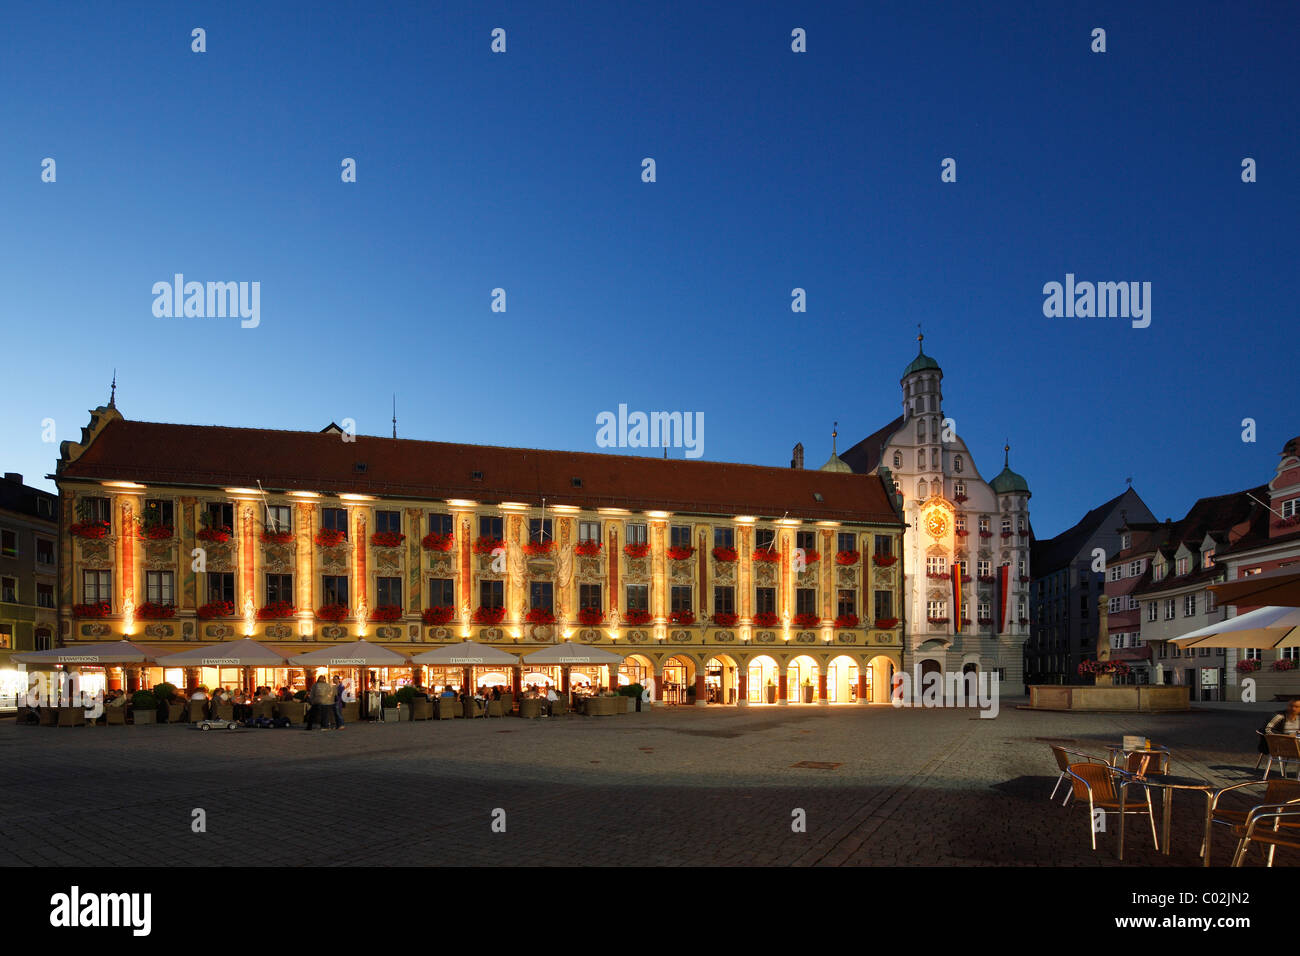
332,675 -> 346,730
313,674 -> 336,730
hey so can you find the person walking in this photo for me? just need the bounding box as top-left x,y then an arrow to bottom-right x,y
307,675 -> 334,730
332,675 -> 346,730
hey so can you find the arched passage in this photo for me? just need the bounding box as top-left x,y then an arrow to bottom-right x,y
661,655 -> 695,705
826,655 -> 859,703
704,654 -> 739,704
788,655 -> 820,704
747,655 -> 779,704
865,655 -> 896,703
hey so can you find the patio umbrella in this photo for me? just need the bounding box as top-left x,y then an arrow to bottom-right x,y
153,638 -> 289,667
523,641 -> 624,665
12,640 -> 157,664
288,639 -> 412,666
1169,605 -> 1300,650
1209,569 -> 1300,608
411,640 -> 520,666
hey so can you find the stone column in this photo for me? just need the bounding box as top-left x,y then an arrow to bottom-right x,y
778,671 -> 788,706
694,671 -> 707,707
737,667 -> 749,707
857,670 -> 869,705
653,668 -> 665,704
818,670 -> 828,705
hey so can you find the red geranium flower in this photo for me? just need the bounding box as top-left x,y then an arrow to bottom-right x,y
316,603 -> 349,622
574,540 -> 603,556
473,536 -> 504,554
667,545 -> 696,560
577,607 -> 605,626
197,601 -> 236,619
369,605 -> 403,622
260,530 -> 294,545
874,617 -> 899,629
197,526 -> 232,543
793,612 -> 821,629
473,606 -> 506,625
711,546 -> 737,562
139,524 -> 174,540
834,613 -> 860,629
712,612 -> 739,627
257,601 -> 295,620
370,532 -> 405,548
623,542 -> 651,558
422,606 -> 456,625
136,602 -> 176,619
801,549 -> 821,564
623,609 -> 652,626
872,553 -> 897,567
752,611 -> 779,627
70,521 -> 110,540
523,541 -> 555,556
835,550 -> 860,566
421,531 -> 454,552
525,607 -> 556,624
669,609 -> 696,626
73,601 -> 112,618
752,548 -> 781,563
314,528 -> 346,548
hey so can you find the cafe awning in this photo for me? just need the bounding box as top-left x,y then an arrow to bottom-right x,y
1169,605 -> 1300,649
12,640 -> 157,665
153,638 -> 290,668
524,641 -> 624,665
289,640 -> 412,667
1209,569 -> 1300,608
411,641 -> 520,666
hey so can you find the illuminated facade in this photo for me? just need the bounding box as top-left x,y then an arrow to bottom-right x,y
839,337 -> 1032,694
54,401 -> 905,706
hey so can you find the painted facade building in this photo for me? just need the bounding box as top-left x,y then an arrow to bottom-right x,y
0,474 -> 59,705
839,338 -> 1031,693
54,400 -> 905,706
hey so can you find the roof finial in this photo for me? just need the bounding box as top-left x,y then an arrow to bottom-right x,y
917,323 -> 924,353
392,394 -> 397,439
1004,440 -> 1010,468
109,369 -> 117,409
832,421 -> 838,455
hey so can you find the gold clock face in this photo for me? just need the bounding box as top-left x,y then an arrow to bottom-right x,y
925,511 -> 948,538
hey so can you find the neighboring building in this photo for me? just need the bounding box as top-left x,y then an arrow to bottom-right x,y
1102,519 -> 1166,685
1215,436 -> 1300,700
0,473 -> 59,706
1027,488 -> 1153,686
1130,487 -> 1266,701
837,335 -> 1031,693
53,400 -> 905,706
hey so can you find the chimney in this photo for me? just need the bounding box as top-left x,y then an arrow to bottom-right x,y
791,443 -> 804,470
3,473 -> 21,484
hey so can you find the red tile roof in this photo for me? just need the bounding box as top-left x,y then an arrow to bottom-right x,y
57,417 -> 902,525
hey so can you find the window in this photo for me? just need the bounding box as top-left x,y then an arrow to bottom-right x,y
1153,562 -> 1165,583
1184,593 -> 1196,617
266,574 -> 293,604
796,588 -> 817,616
81,496 -> 111,524
145,571 -> 175,606
33,537 -> 52,566
796,531 -> 816,553
1001,517 -> 1012,535
954,455 -> 963,473
35,629 -> 51,651
578,520 -> 601,544
529,580 -> 553,613
1121,533 -> 1131,550
1127,595 -> 1138,610
82,570 -> 109,604
479,515 -> 504,539
926,556 -> 947,576
837,532 -> 856,554
0,625 -> 10,649
1203,549 -> 1214,568
954,480 -> 966,498
917,451 -> 925,469
1109,597 -> 1123,614
754,528 -> 776,552
1018,559 -> 1026,578
206,502 -> 234,530
36,583 -> 54,609
927,600 -> 948,619
375,510 -> 401,535
376,577 -> 402,608
713,527 -> 734,549
0,529 -> 16,558
955,514 -> 966,533
1284,647 -> 1300,662
528,518 -> 552,543
208,573 -> 235,604
917,479 -> 928,499
874,535 -> 893,557
756,586 -> 776,615
322,575 -> 349,606
580,583 -> 602,611
626,584 -> 648,612
429,577 -> 454,608
37,498 -> 52,517
1017,598 -> 1026,619
626,522 -> 648,546
978,517 -> 990,533
322,507 -> 349,537
874,590 -> 893,621
1109,564 -> 1123,582
1206,589 -> 1217,612
978,601 -> 991,620
427,513 -> 453,536
837,589 -> 856,618
480,579 -> 504,609
977,560 -> 990,577
265,505 -> 291,534
670,586 -> 692,613
1128,560 -> 1143,576
1164,599 -> 1176,621
917,419 -> 926,440
893,452 -> 902,469
1243,648 -> 1261,661
1,576 -> 16,603
671,525 -> 692,548
1146,602 -> 1158,623
143,499 -> 174,529
1283,499 -> 1300,519
1176,556 -> 1188,576
714,586 -> 735,616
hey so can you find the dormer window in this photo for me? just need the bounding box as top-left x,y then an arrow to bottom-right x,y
1203,549 -> 1215,568
1121,533 -> 1130,550
1153,561 -> 1165,582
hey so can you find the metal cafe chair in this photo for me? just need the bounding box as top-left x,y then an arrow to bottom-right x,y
1049,745 -> 1108,805
1230,804 -> 1300,867
1262,733 -> 1300,781
1066,763 -> 1159,855
1204,778 -> 1300,864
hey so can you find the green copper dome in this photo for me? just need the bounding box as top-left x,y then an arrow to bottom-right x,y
990,444 -> 1030,494
902,350 -> 941,377
820,453 -> 852,473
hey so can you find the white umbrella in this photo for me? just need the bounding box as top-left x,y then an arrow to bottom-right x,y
153,638 -> 289,667
289,639 -> 412,666
524,640 -> 624,665
411,640 -> 519,666
12,640 -> 157,664
1169,605 -> 1300,649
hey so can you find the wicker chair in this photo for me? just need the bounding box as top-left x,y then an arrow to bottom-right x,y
186,699 -> 208,722
463,698 -> 486,719
437,698 -> 457,719
550,696 -> 568,717
499,693 -> 514,714
1205,778 -> 1300,864
1261,733 -> 1300,780
1066,763 -> 1159,854
410,698 -> 434,720
212,701 -> 234,720
251,700 -> 276,720
487,699 -> 504,717
1049,745 -> 1108,804
166,701 -> 184,722
56,706 -> 86,728
38,707 -> 58,726
1230,804 -> 1300,866
105,705 -> 127,725
518,698 -> 543,719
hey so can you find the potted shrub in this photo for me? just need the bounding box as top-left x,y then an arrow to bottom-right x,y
764,679 -> 777,704
130,690 -> 157,724
382,692 -> 401,723
394,686 -> 416,720
802,679 -> 814,703
617,682 -> 645,712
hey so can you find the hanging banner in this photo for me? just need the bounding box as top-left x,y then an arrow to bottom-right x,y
951,561 -> 964,633
997,563 -> 1010,633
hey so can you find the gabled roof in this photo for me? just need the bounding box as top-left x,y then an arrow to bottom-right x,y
840,415 -> 904,475
1031,488 -> 1146,572
56,416 -> 902,525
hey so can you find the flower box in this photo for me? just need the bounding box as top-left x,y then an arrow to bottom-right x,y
1273,659 -> 1297,672
473,536 -> 504,554
927,617 -> 950,625
473,606 -> 506,625
577,607 -> 605,626
197,600 -> 236,619
978,575 -> 995,584
961,575 -> 972,583
73,601 -> 112,618
834,613 -> 860,629
523,541 -> 555,556
1000,531 -> 1014,539
370,605 -> 403,622
314,528 -> 347,548
1019,576 -> 1030,583
138,524 -> 174,540
925,572 -> 949,580
370,532 -> 405,548
197,526 -> 232,544
752,549 -> 781,563
1236,659 -> 1262,673
316,603 -> 349,622
959,617 -> 972,626
70,521 -> 110,540
872,553 -> 898,567
955,529 -> 969,537
1017,617 -> 1029,625
421,531 -> 454,552
525,607 -> 556,625
801,549 -> 821,564
953,494 -> 968,503
136,602 -> 176,619
260,530 -> 294,545
874,617 -> 899,629
712,612 -> 739,627
835,550 -> 860,566
978,531 -> 993,538
623,542 -> 651,558
978,617 -> 994,626
711,546 -> 738,563
793,612 -> 821,629
1078,660 -> 1131,676
257,601 -> 295,620
752,611 -> 779,627
422,606 -> 456,625
669,609 -> 696,626
574,540 -> 603,556
667,545 -> 695,560
623,609 -> 652,626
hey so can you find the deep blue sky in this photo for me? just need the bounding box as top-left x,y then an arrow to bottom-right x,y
2,1 -> 1295,537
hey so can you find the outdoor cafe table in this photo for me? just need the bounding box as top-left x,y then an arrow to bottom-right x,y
1118,770 -> 1222,866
